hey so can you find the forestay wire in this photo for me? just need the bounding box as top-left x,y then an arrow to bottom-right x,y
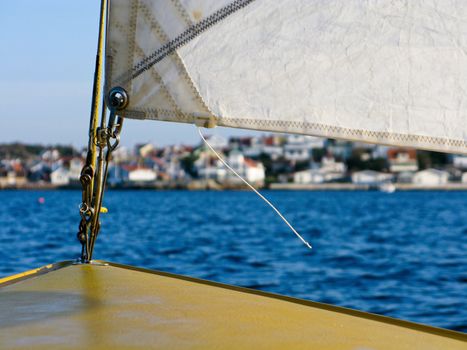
198,128 -> 312,250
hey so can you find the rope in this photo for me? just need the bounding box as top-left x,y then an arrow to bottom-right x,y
198,128 -> 312,250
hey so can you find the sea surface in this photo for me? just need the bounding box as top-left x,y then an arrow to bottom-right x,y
0,190 -> 466,332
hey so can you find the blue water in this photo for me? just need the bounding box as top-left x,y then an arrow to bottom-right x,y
0,190 -> 466,332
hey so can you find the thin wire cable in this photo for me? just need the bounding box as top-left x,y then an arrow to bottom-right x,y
198,128 -> 312,249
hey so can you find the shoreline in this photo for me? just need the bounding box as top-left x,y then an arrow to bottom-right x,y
269,183 -> 467,191
4,182 -> 467,191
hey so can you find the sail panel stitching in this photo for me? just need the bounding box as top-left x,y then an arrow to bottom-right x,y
129,2 -> 213,115
169,0 -> 193,26
113,19 -> 180,113
115,0 -> 256,85
122,109 -> 467,151
126,0 -> 140,95
136,47 -> 181,113
218,118 -> 467,150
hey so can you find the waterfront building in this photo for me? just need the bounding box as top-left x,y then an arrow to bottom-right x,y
41,149 -> 60,162
325,140 -> 353,160
68,157 -> 85,184
112,146 -> 132,163
284,135 -> 323,162
226,150 -> 265,185
198,166 -> 227,182
453,156 -> 467,170
195,149 -> 225,181
107,165 -> 129,186
127,167 -> 157,183
294,156 -> 346,184
413,169 -> 449,185
50,167 -> 70,186
0,161 -> 27,188
242,135 -> 284,160
28,161 -> 51,182
388,148 -> 418,173
351,170 -> 393,185
293,169 -> 326,184
166,158 -> 189,181
137,143 -> 156,158
195,149 -> 265,185
228,136 -> 255,151
396,171 -> 415,184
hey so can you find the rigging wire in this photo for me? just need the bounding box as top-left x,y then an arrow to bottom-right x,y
198,128 -> 312,250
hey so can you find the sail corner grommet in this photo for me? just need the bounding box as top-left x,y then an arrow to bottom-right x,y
107,87 -> 129,111
194,115 -> 218,129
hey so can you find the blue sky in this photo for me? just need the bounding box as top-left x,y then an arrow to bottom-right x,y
0,1 -> 259,148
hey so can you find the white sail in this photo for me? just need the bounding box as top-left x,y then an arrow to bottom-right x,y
106,0 -> 467,154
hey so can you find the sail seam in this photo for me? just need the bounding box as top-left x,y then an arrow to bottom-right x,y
120,108 -> 467,148
114,0 -> 257,85
126,0 -> 140,95
136,48 -> 182,114
175,52 -> 214,116
122,109 -> 467,150
113,20 -> 181,114
139,1 -> 170,42
169,0 -> 193,26
136,3 -> 212,115
218,118 -> 467,150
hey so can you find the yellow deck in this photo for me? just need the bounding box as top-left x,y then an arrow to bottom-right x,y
0,261 -> 465,349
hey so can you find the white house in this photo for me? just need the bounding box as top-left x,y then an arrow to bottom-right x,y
294,156 -> 346,184
226,151 -> 265,185
244,138 -> 284,159
69,157 -> 84,183
258,135 -> 284,160
128,168 -> 157,182
195,150 -> 227,181
50,167 -> 70,186
294,169 -> 325,184
454,156 -> 467,170
284,135 -> 323,162
321,156 -> 346,173
195,148 -> 265,184
198,166 -> 227,181
260,145 -> 283,160
352,170 -> 393,185
413,169 -> 449,185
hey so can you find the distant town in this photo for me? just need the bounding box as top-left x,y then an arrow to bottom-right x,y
2,134 -> 467,191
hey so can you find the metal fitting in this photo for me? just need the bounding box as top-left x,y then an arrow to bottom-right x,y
107,87 -> 129,111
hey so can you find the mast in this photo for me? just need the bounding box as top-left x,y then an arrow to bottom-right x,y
89,0 -> 108,174
77,0 -> 109,263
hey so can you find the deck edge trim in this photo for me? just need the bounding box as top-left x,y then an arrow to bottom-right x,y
0,261 -> 75,287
